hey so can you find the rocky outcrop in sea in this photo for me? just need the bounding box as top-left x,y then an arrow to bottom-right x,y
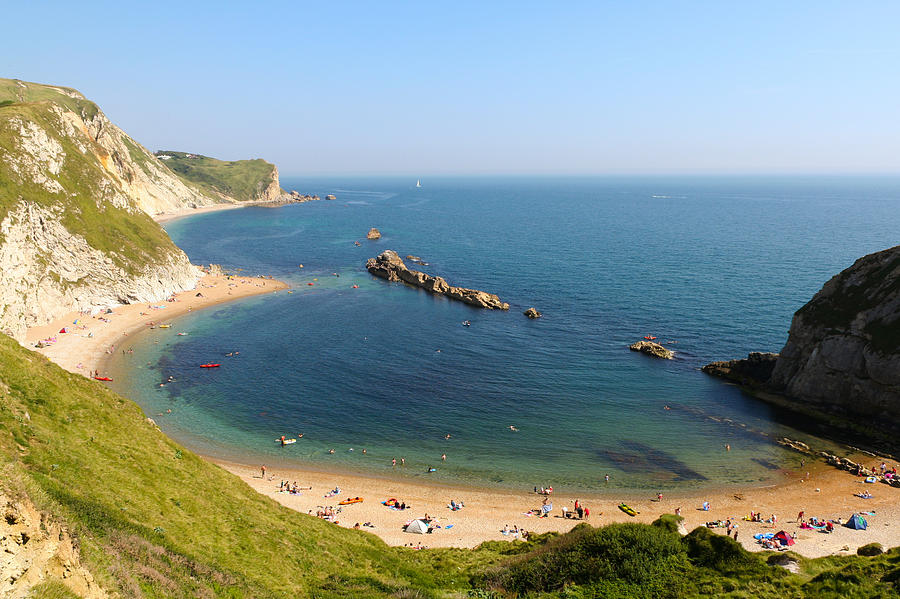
524,307 -> 542,319
366,250 -> 509,310
629,340 -> 673,359
366,228 -> 382,240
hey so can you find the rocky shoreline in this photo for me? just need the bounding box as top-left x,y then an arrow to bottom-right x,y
366,250 -> 509,310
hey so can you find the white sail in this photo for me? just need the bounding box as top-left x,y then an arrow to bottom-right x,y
416,179 -> 421,187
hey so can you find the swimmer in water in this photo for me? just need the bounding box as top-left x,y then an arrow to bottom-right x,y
509,426 -> 518,432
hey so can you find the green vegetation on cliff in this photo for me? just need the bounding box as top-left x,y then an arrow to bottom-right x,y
1,333 -> 898,597
155,150 -> 281,202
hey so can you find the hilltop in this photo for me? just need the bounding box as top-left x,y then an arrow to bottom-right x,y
155,151 -> 285,203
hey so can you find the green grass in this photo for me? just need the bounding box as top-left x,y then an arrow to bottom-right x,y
156,151 -> 281,202
0,77 -> 100,121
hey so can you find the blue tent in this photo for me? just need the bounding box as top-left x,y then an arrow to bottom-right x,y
846,513 -> 867,530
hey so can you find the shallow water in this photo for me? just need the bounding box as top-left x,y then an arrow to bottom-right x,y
108,175 -> 900,492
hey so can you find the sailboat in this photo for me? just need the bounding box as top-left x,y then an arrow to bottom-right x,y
416,179 -> 421,188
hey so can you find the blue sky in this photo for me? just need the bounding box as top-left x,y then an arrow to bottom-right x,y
5,2 -> 900,175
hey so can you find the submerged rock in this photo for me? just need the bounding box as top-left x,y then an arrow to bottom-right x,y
366,228 -> 382,240
366,250 -> 509,310
524,307 -> 542,319
629,341 -> 673,359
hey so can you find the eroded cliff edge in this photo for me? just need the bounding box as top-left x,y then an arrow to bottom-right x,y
703,244 -> 900,448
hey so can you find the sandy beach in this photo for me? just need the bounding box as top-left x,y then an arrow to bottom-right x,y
24,272 -> 288,376
217,455 -> 899,556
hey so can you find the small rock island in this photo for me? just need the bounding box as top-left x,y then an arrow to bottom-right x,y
366,250 -> 509,310
629,340 -> 673,359
366,228 -> 382,240
524,307 -> 542,319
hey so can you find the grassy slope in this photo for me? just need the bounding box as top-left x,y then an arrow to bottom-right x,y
156,151 -> 280,202
0,101 -> 177,273
0,78 -> 100,121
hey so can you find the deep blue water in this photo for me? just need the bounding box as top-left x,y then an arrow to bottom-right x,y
109,175 -> 900,492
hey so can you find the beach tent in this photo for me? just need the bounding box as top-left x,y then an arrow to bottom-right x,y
846,514 -> 868,530
773,530 -> 795,546
405,519 -> 429,534
59,327 -> 69,333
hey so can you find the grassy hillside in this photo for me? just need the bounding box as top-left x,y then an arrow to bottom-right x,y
2,333 -> 898,598
0,78 -> 100,121
156,151 -> 281,202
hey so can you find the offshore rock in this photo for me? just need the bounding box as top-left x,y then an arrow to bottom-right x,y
366,250 -> 509,310
524,307 -> 542,319
366,228 -> 382,240
629,340 -> 673,359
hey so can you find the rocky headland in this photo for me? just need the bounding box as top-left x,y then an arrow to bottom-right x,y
703,244 -> 900,450
366,250 -> 509,310
629,340 -> 673,359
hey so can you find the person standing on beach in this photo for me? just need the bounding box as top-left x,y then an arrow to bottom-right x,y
261,465 -> 267,479
441,453 -> 446,461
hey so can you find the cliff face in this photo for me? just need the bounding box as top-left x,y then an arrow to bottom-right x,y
0,79 -> 201,339
769,245 -> 900,425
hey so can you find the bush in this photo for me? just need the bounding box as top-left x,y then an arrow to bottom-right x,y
495,523 -> 688,597
858,543 -> 884,556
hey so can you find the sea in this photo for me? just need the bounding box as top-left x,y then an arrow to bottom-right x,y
107,175 -> 900,494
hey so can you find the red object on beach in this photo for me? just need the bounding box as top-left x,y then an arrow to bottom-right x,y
93,376 -> 113,381
200,363 -> 220,368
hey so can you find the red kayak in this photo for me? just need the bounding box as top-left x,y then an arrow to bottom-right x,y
200,363 -> 220,368
93,376 -> 113,381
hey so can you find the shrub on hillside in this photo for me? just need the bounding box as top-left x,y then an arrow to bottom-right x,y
493,523 -> 688,598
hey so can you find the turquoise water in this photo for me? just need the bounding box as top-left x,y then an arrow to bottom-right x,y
108,175 -> 900,493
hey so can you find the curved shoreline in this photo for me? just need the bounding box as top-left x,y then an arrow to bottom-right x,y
21,258 -> 900,557
24,272 -> 288,376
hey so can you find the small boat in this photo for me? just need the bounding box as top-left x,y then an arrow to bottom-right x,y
307,282 -> 314,286
643,335 -> 657,340
159,324 -> 171,329
618,503 -> 639,517
338,497 -> 364,505
200,363 -> 220,368
177,332 -> 188,336
352,284 -> 359,288
93,376 -> 113,381
276,438 -> 297,445
462,320 -> 471,327
416,179 -> 421,188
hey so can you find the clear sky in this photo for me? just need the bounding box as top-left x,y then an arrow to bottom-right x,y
5,1 -> 900,175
